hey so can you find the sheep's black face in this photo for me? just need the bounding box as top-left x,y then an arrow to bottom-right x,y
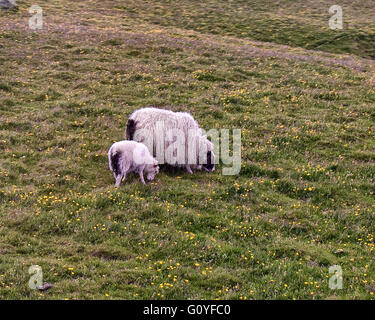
203,151 -> 215,172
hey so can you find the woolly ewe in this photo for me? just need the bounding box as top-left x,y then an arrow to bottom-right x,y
126,107 -> 215,174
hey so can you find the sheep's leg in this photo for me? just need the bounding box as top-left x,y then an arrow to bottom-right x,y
115,175 -> 122,187
138,168 -> 146,185
185,165 -> 193,174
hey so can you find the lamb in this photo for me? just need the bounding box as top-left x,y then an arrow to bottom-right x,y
125,107 -> 215,174
108,140 -> 159,186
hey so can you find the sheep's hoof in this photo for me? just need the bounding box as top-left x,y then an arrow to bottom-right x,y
186,166 -> 193,174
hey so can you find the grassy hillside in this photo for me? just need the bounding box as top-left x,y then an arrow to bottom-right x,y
112,0 -> 375,59
0,0 -> 374,299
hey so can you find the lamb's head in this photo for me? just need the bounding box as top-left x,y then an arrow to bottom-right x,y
145,159 -> 159,181
201,138 -> 215,172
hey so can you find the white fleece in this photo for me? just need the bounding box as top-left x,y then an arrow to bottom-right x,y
108,140 -> 159,186
126,107 -> 215,173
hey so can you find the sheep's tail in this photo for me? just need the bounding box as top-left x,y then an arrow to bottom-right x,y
126,119 -> 137,140
110,149 -> 121,176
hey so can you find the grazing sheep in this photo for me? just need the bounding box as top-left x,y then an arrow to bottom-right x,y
126,107 -> 215,174
108,140 -> 159,186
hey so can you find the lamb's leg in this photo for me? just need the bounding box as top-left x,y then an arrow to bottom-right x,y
185,165 -> 193,174
139,169 -> 146,185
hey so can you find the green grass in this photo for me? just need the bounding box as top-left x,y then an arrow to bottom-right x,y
0,0 -> 374,299
110,0 -> 375,59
